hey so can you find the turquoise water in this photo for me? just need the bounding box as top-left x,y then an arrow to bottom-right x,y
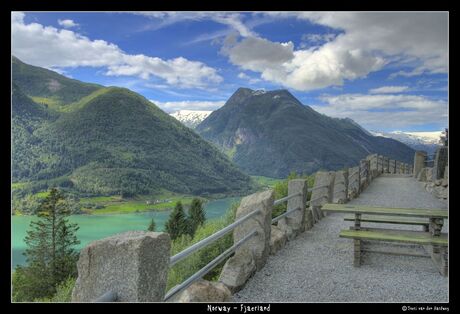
11,197 -> 241,269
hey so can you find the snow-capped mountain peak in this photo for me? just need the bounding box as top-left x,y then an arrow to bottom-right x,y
370,130 -> 443,155
170,110 -> 212,129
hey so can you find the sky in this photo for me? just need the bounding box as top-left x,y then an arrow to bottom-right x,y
11,11 -> 448,132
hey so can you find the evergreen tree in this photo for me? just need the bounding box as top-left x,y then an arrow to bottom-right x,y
188,198 -> 206,237
147,218 -> 156,232
165,201 -> 187,240
13,188 -> 80,301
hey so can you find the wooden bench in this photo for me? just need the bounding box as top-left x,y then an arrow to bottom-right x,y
321,203 -> 448,276
340,229 -> 448,276
344,215 -> 430,231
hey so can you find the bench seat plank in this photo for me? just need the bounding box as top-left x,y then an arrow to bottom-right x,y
340,229 -> 448,246
322,203 -> 447,219
344,215 -> 429,225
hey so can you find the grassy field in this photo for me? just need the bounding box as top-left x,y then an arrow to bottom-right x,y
79,192 -> 201,214
251,175 -> 284,188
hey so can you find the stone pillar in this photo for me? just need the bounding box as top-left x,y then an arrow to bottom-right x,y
333,169 -> 349,203
310,171 -> 335,222
367,154 -> 379,179
359,159 -> 370,191
389,159 -> 396,174
233,190 -> 273,270
378,155 -> 385,173
400,162 -> 405,174
384,157 -> 390,173
348,166 -> 360,200
417,167 -> 429,182
413,151 -> 427,178
433,147 -> 448,180
395,160 -> 401,174
219,190 -> 273,292
278,179 -> 308,240
72,231 -> 171,302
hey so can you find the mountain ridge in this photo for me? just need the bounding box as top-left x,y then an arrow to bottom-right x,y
196,88 -> 415,178
12,57 -> 254,197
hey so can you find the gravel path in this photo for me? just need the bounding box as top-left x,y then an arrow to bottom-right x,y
232,175 -> 448,302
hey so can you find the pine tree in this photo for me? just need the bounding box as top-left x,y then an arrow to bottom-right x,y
165,201 -> 187,240
14,188 -> 80,301
188,198 -> 206,237
147,218 -> 156,232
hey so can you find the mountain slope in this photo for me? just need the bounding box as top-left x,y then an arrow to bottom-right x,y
196,88 -> 415,178
12,58 -> 253,196
12,56 -> 103,109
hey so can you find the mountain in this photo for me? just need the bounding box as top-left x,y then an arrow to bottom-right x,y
196,87 -> 415,178
370,130 -> 441,156
12,57 -> 253,197
170,110 -> 212,129
12,56 -> 102,107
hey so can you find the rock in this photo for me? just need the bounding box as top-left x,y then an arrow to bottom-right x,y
367,154 -> 379,178
270,225 -> 287,255
72,231 -> 171,302
219,249 -> 256,293
433,186 -> 448,199
442,166 -> 448,186
389,159 -> 396,174
233,189 -> 273,270
413,151 -> 428,178
347,166 -> 360,199
435,179 -> 443,186
278,179 -> 308,238
417,168 -> 428,182
360,159 -> 370,189
175,280 -> 231,302
425,182 -> 434,194
333,169 -> 348,204
433,147 -> 448,180
310,171 -> 335,218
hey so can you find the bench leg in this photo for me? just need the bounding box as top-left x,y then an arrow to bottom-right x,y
441,247 -> 448,277
430,245 -> 448,277
354,239 -> 361,267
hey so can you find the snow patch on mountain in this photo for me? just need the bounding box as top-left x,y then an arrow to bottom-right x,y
170,110 -> 212,129
370,130 -> 442,155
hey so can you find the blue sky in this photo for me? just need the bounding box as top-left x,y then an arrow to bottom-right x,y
12,12 -> 448,132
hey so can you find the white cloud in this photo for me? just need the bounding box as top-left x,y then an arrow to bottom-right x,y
301,33 -> 336,45
150,99 -> 225,112
312,93 -> 448,129
12,12 -> 222,89
238,72 -> 262,84
369,86 -> 409,94
58,19 -> 79,28
292,12 -> 447,76
136,12 -> 257,37
222,12 -> 447,91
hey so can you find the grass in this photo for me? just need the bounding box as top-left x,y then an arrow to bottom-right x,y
81,192 -> 200,214
12,182 -> 28,190
34,191 -> 50,199
251,175 -> 284,189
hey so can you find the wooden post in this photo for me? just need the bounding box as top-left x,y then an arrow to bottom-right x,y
353,213 -> 362,267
